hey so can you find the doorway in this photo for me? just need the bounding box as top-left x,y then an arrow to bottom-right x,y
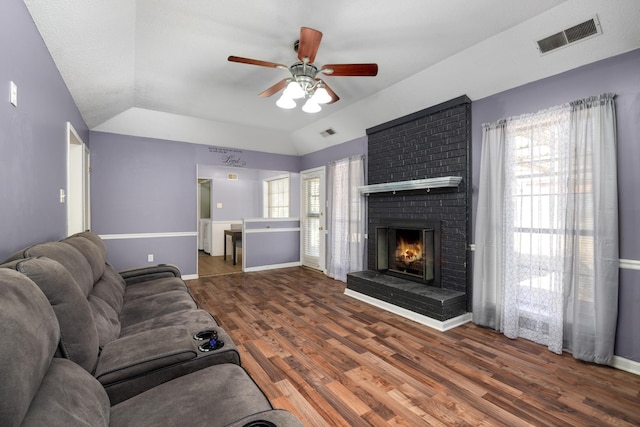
196,176 -> 243,276
66,122 -> 90,236
300,167 -> 326,271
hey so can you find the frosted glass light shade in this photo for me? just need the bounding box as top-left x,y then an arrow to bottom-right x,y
311,86 -> 332,104
283,81 -> 305,99
302,99 -> 321,113
276,95 -> 296,109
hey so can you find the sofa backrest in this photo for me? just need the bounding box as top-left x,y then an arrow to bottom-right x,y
62,235 -> 106,283
71,230 -> 108,259
63,234 -> 126,316
5,241 -> 95,297
4,236 -> 126,349
0,269 -> 110,426
0,257 -> 101,373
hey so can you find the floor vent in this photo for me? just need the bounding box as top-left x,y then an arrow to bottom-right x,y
320,128 -> 336,137
536,16 -> 601,55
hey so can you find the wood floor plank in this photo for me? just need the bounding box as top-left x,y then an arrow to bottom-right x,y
187,267 -> 640,426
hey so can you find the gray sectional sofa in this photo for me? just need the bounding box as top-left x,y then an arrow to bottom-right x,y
0,231 -> 303,426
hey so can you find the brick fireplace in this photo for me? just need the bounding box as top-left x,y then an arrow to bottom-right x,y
346,96 -> 472,327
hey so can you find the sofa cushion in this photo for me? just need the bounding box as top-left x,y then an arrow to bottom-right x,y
1,257 -> 100,373
119,290 -> 197,329
124,276 -> 188,300
119,308 -> 218,337
110,364 -> 272,427
91,271 -> 125,314
89,295 -> 122,348
21,358 -> 110,427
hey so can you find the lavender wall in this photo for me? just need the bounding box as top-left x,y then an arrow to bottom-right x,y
90,131 -> 301,274
0,1 -> 89,261
299,136 -> 367,171
198,166 -> 261,220
471,48 -> 640,362
244,219 -> 301,269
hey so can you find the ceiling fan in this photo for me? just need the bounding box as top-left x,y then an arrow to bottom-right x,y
228,27 -> 378,113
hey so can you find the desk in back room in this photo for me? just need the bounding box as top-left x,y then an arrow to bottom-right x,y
223,229 -> 242,265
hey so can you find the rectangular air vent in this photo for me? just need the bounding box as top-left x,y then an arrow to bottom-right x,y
536,16 -> 601,55
227,173 -> 238,180
320,128 -> 336,137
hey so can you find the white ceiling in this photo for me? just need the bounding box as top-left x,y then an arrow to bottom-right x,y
24,0 -> 640,155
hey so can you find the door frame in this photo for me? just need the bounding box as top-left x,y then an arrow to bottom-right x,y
300,166 -> 326,272
66,122 -> 90,236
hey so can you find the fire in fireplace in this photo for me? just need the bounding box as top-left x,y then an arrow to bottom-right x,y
376,221 -> 441,286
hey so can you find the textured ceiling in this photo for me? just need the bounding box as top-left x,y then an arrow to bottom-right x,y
23,0 -> 640,155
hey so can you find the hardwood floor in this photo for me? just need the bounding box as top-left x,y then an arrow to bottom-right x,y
198,250 -> 242,276
187,267 -> 640,426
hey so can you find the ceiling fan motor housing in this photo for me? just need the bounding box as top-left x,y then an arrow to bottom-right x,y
290,62 -> 318,93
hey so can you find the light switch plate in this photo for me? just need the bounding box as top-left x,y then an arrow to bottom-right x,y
10,81 -> 17,107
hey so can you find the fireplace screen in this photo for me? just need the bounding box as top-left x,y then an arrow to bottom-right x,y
376,223 -> 440,285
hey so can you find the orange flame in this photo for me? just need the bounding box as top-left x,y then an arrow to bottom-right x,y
395,237 -> 423,264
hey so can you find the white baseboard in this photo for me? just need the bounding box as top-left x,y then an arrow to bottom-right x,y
182,274 -> 198,281
343,289 -> 472,332
612,355 -> 640,376
243,261 -> 301,272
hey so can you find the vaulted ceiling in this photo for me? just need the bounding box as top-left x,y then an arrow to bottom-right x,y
24,0 -> 640,155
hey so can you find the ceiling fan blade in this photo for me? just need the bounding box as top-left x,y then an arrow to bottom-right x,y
259,79 -> 288,97
321,63 -> 378,77
228,56 -> 287,69
297,27 -> 323,63
318,79 -> 340,104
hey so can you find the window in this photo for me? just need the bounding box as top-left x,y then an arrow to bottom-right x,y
263,174 -> 290,218
499,109 -> 572,346
508,112 -> 595,309
303,177 -> 320,258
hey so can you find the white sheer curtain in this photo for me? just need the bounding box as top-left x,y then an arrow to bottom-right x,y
327,155 -> 365,282
473,94 -> 618,364
564,94 -> 619,363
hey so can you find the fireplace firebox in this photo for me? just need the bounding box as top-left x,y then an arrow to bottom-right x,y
376,221 -> 441,286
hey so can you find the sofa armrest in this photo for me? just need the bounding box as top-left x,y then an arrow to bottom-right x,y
95,326 -> 196,385
119,264 -> 182,285
225,410 -> 305,427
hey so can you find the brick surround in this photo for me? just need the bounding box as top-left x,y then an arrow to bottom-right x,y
347,95 -> 472,320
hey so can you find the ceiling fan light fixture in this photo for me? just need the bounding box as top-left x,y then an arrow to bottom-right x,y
276,94 -> 296,109
228,27 -> 377,113
283,80 -> 305,99
302,99 -> 321,113
310,84 -> 332,104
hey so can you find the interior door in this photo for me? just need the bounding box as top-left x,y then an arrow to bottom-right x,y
67,122 -> 90,236
300,167 -> 326,271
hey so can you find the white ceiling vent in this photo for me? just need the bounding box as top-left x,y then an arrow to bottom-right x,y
227,173 -> 238,180
536,16 -> 602,55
